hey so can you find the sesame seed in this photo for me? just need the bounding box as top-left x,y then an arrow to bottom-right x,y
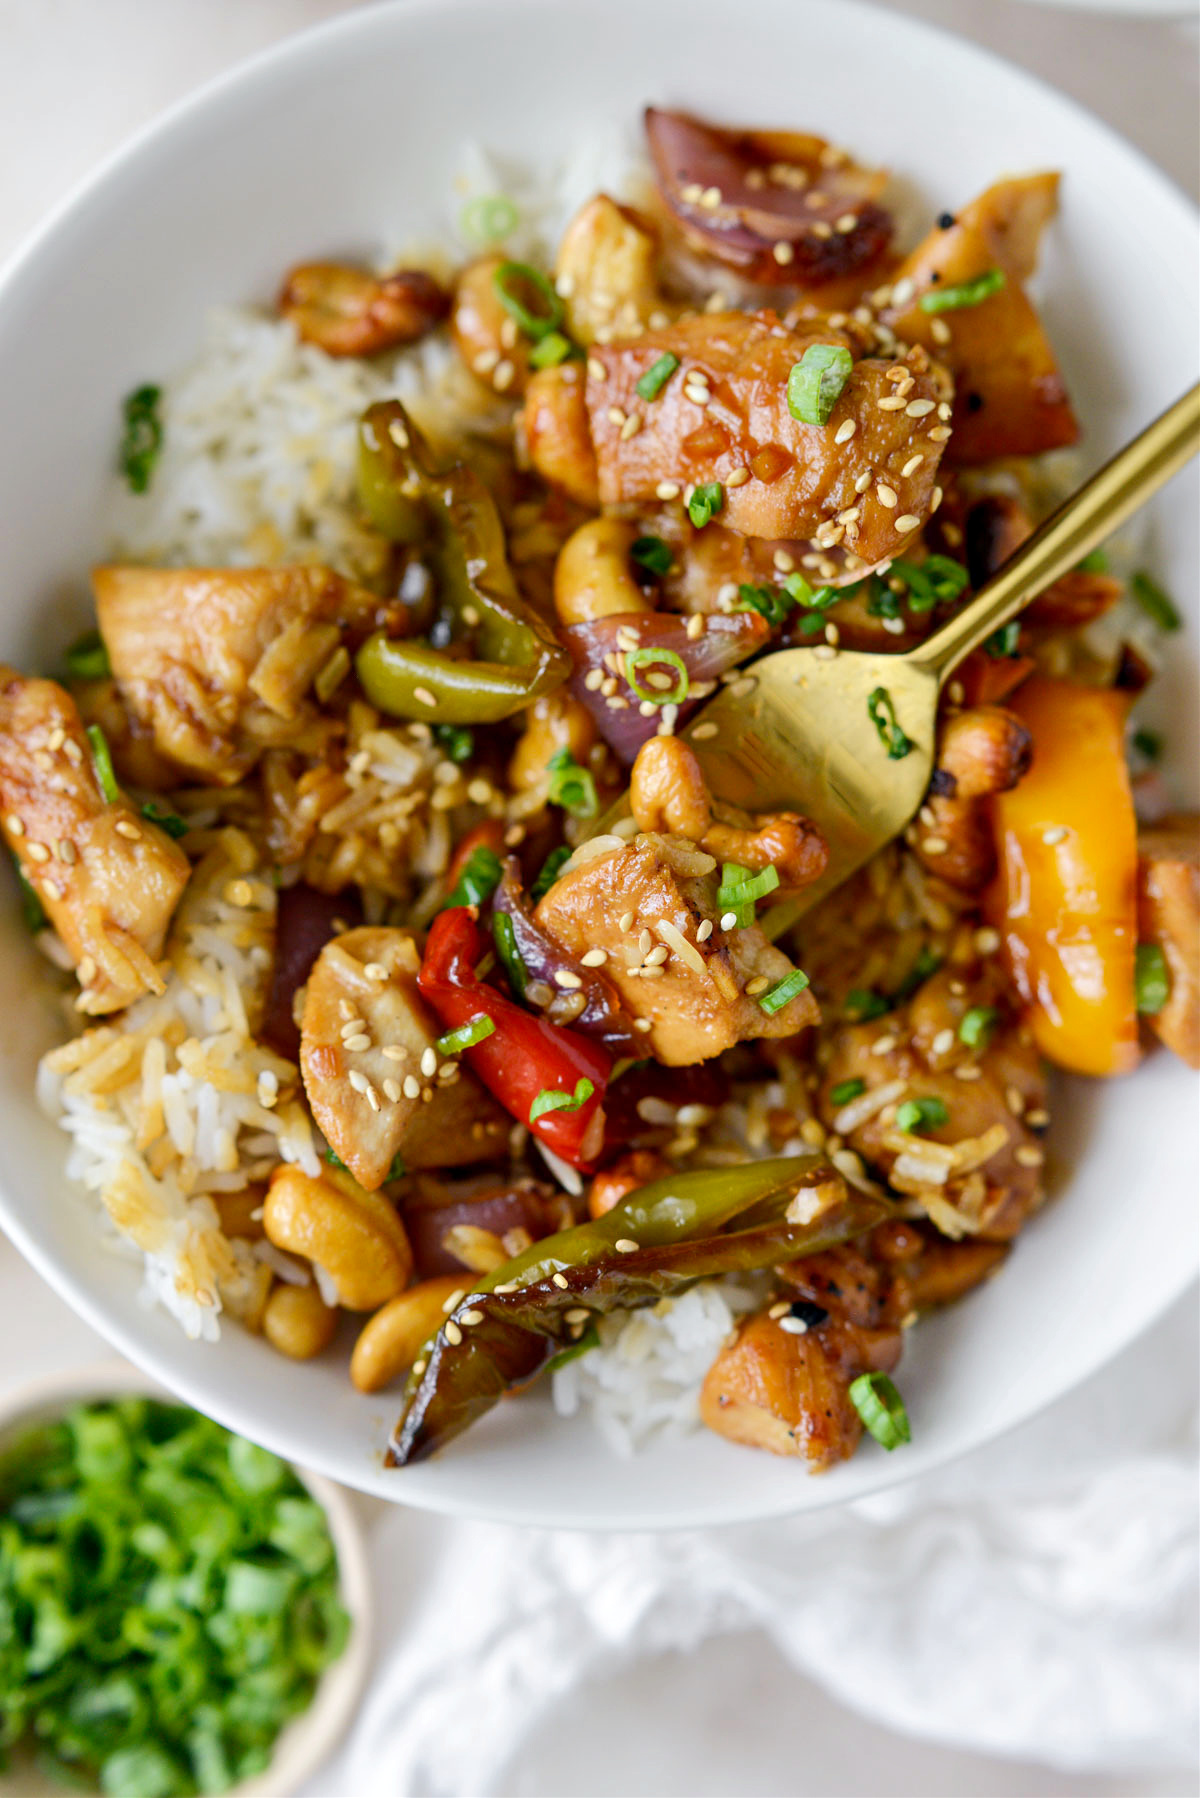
403,1075 -> 421,1099
442,1288 -> 466,1314
813,644 -> 838,660
552,1272 -> 570,1289
55,839 -> 77,864
772,240 -> 795,265
26,842 -> 49,863
639,964 -> 665,979
906,398 -> 935,418
77,955 -> 97,984
620,412 -> 642,440
871,1035 -> 898,1056
854,471 -> 873,494
587,357 -> 607,382
876,484 -> 898,508
729,676 -> 756,699
696,919 -> 714,944
768,1300 -> 791,1319
720,912 -> 738,931
1006,1085 -> 1026,1117
343,1033 -> 371,1052
460,1308 -> 484,1326
686,613 -> 706,640
584,668 -> 605,692
691,721 -> 718,740
937,402 -> 953,421
348,1070 -> 369,1094
565,1307 -> 590,1324
615,1239 -> 639,1253
633,1018 -> 653,1033
895,514 -> 921,532
837,506 -> 861,525
63,739 -> 83,764
606,405 -> 626,427
778,1316 -> 810,1334
931,486 -> 944,512
580,948 -> 608,967
700,185 -> 722,209
833,418 -> 856,444
1015,1145 -> 1044,1168
114,820 -> 141,840
656,481 -> 680,500
383,1078 -> 402,1102
619,911 -> 635,932
922,837 -> 949,856
414,686 -> 437,708
380,1044 -> 406,1062
929,425 -> 953,442
948,681 -> 965,705
745,975 -> 770,996
1027,1109 -> 1050,1129
1043,826 -> 1068,846
834,212 -> 858,233
811,220 -> 833,239
644,944 -> 669,967
901,454 -> 925,477
877,395 -> 908,411
443,1319 -> 463,1345
726,466 -> 751,487
773,549 -> 795,572
681,182 -> 703,203
932,1028 -> 955,1056
974,927 -> 1001,955
420,1046 -> 438,1077
554,969 -> 583,990
473,348 -> 499,374
5,815 -> 24,836
954,1064 -> 984,1082
493,358 -> 516,391
882,616 -> 906,635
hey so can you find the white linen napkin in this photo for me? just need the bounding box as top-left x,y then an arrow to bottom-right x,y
313,1291 -> 1198,1796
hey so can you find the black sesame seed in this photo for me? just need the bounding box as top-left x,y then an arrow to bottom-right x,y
937,212 -> 956,230
966,392 -> 984,414
790,1299 -> 830,1328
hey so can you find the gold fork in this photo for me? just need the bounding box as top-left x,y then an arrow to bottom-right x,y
602,382 -> 1198,935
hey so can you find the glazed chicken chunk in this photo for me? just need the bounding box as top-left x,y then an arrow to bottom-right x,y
93,564 -> 386,785
523,310 -> 951,564
1137,813 -> 1200,1069
533,833 -> 818,1065
0,668 -> 189,1012
299,926 -> 510,1190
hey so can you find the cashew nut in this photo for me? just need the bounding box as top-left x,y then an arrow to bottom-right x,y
630,737 -> 827,890
350,1274 -> 466,1394
279,261 -> 447,357
553,517 -> 655,628
554,195 -> 668,347
263,1164 -> 413,1311
915,705 -> 1033,891
451,254 -> 533,397
508,690 -> 597,794
263,1283 -> 339,1361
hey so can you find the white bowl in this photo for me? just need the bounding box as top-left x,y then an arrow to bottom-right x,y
0,0 -> 1196,1530
0,1360 -> 372,1797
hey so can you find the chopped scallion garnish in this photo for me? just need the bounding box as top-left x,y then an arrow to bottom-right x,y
892,944 -> 943,1002
119,383 -> 163,494
492,910 -> 527,998
866,686 -> 912,760
918,268 -> 1005,314
895,1095 -> 949,1135
830,1078 -> 866,1107
63,629 -> 111,681
716,862 -> 780,926
635,352 -> 679,401
787,343 -> 854,427
546,746 -> 597,818
141,803 -> 187,840
849,1371 -> 911,1449
844,988 -> 891,1022
1130,570 -> 1181,633
1077,548 -> 1109,575
687,482 -> 724,530
441,844 -> 502,911
530,845 -> 572,902
529,330 -> 575,369
435,1014 -> 497,1056
460,194 -> 520,246
758,967 -> 810,1015
1134,942 -> 1170,1015
433,723 -> 475,764
529,1077 -> 594,1123
735,582 -> 796,629
624,646 -> 689,708
85,724 -> 119,803
385,1152 -> 407,1182
1132,728 -> 1163,763
984,620 -> 1022,659
958,1005 -> 998,1048
491,261 -> 564,340
887,556 -> 969,614
324,1147 -> 348,1170
630,536 -> 673,578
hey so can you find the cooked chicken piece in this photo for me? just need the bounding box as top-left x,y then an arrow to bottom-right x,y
0,667 -> 189,1012
533,833 -> 818,1065
93,565 -> 388,784
555,194 -> 667,347
819,959 -> 1047,1239
884,175 -> 1078,463
71,678 -> 181,791
523,312 -> 950,562
279,261 -> 448,357
913,705 -> 1033,890
299,925 -> 510,1190
522,363 -> 600,509
700,1292 -> 900,1468
867,1217 -> 1008,1315
1137,813 -> 1200,1068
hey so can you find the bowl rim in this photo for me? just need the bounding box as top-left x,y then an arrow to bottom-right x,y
0,1359 -> 374,1798
0,0 -> 1195,1530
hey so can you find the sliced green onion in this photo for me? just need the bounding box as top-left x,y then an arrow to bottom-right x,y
758,967 -> 810,1015
984,620 -> 1022,659
716,860 -> 755,928
546,746 -> 597,818
530,844 -> 572,902
86,724 -> 119,803
849,1371 -> 911,1450
887,556 -> 969,614
630,536 -> 673,578
529,330 -> 574,370
529,1077 -> 594,1123
735,582 -> 795,629
958,1005 -> 998,1048
492,909 -> 527,998
1131,570 -> 1181,633
844,988 -> 891,1022
119,384 -> 163,494
624,646 -> 689,708
442,844 -> 503,911
460,194 -> 519,246
783,571 -> 839,611
1134,942 -> 1170,1015
787,343 -> 854,427
687,482 -> 723,529
140,803 -> 187,840
830,1078 -> 866,1107
433,724 -> 475,764
385,1152 -> 407,1182
919,268 -> 1005,314
64,629 -> 111,681
435,1014 -> 496,1056
892,944 -> 943,1002
635,352 -> 680,401
895,1095 -> 949,1134
324,1147 -> 348,1171
718,864 -> 780,909
1077,548 -> 1109,575
491,261 -> 563,341
866,687 -> 912,760
1132,728 -> 1162,763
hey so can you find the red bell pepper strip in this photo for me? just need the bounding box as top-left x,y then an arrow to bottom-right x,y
418,907 -> 611,1169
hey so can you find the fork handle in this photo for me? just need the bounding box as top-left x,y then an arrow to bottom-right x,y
910,382 -> 1200,684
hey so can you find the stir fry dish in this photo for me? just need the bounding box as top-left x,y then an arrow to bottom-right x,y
8,110 -> 1197,1472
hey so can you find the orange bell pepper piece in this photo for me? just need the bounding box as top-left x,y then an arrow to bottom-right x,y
988,675 -> 1139,1076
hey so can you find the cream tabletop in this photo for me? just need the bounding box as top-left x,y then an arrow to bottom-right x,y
0,3 -> 1195,1795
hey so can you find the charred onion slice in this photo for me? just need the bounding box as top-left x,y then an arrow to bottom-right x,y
645,109 -> 893,288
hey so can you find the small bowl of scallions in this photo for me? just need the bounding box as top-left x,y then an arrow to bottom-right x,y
0,1362 -> 372,1797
